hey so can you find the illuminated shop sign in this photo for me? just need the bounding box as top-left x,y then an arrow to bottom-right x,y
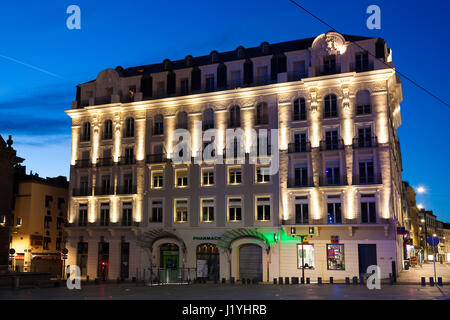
193,236 -> 221,241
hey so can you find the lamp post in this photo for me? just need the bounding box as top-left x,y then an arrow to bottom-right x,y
61,248 -> 68,280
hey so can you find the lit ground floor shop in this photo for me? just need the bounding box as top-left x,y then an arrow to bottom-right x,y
65,225 -> 404,282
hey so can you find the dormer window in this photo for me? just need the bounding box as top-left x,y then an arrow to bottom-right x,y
323,55 -> 337,74
260,42 -> 270,55
236,46 -> 245,59
355,52 -> 369,72
163,59 -> 171,71
210,51 -> 219,63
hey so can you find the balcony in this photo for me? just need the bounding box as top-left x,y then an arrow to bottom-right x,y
349,61 -> 374,73
74,159 -> 91,168
288,72 -> 308,82
95,187 -> 114,196
319,139 -> 344,151
316,65 -> 341,76
249,145 -> 272,157
117,185 -> 137,195
96,157 -> 113,167
146,153 -> 168,164
118,157 -> 136,165
353,137 -> 378,149
319,175 -> 348,187
287,177 -> 314,188
288,142 -> 311,153
72,188 -> 91,197
354,173 -> 382,185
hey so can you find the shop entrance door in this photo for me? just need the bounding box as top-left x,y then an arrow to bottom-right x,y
160,243 -> 179,283
196,244 -> 219,281
358,244 -> 377,276
239,244 -> 262,282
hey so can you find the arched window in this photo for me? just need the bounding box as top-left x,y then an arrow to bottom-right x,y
256,102 -> 268,125
203,108 -> 214,130
293,98 -> 306,121
154,114 -> 164,135
81,122 -> 91,142
103,120 -> 113,140
125,117 -> 135,137
229,106 -> 240,128
177,111 -> 188,129
356,90 -> 371,115
324,94 -> 337,118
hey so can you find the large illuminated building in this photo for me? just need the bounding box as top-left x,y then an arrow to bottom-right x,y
65,32 -> 405,282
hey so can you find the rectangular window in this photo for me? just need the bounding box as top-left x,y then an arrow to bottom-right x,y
327,244 -> 345,270
201,168 -> 214,186
56,238 -> 62,251
101,175 -> 111,195
361,195 -> 376,223
297,244 -> 314,269
151,200 -> 163,223
325,130 -> 339,150
357,104 -> 371,115
228,197 -> 242,222
174,199 -> 188,222
358,127 -> 372,147
156,81 -> 165,97
151,170 -> 164,189
78,204 -> 88,226
293,99 -> 306,121
100,203 -> 110,226
359,161 -> 374,184
294,167 -> 308,187
230,71 -> 241,88
122,202 -> 132,226
80,176 -> 89,195
293,60 -> 306,80
123,174 -> 134,194
323,55 -> 337,74
201,198 -> 215,222
256,196 -> 271,221
327,197 -> 342,224
355,52 -> 369,72
228,167 -> 242,185
44,216 -> 51,229
256,166 -> 270,183
256,66 -> 268,84
43,237 -> 50,250
294,133 -> 307,152
295,197 -> 309,224
175,169 -> 188,187
325,167 -> 340,185
180,78 -> 189,95
124,148 -> 134,164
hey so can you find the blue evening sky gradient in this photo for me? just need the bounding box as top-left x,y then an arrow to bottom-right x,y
0,1 -> 449,221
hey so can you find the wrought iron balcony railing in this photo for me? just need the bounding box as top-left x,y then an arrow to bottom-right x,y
288,142 -> 311,153
353,136 -> 378,148
319,139 -> 344,151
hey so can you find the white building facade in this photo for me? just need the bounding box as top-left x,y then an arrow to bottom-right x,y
65,32 -> 405,282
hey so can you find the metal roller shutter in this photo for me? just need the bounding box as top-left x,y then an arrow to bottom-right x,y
239,244 -> 262,282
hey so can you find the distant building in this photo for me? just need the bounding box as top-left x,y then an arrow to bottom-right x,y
418,209 -> 438,261
0,135 -> 23,271
401,181 -> 420,259
10,165 -> 69,275
444,223 -> 450,262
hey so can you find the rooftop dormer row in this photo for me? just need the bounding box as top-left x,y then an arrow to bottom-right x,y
73,32 -> 393,109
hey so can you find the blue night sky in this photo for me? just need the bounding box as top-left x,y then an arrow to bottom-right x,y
0,1 -> 448,221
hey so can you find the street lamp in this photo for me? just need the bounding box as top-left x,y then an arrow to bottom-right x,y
417,186 -> 426,194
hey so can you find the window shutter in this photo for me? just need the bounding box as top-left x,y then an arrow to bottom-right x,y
217,63 -> 227,88
141,75 -> 152,98
167,72 -> 176,94
243,59 -> 253,84
191,67 -> 201,91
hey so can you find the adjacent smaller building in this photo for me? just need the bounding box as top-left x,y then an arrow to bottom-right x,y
10,165 -> 69,275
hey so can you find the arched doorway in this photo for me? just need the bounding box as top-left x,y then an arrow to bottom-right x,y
196,244 -> 219,281
239,244 -> 262,282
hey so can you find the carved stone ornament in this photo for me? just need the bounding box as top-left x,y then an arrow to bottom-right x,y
312,32 -> 347,56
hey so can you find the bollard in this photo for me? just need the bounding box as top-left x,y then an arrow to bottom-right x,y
306,277 -> 310,284
352,276 -> 358,285
438,277 -> 443,286
116,277 -> 121,284
241,278 -> 246,285
273,278 -> 277,285
429,277 -> 434,286
318,277 -> 322,285
421,277 -> 426,286
247,278 -> 251,285
301,277 -> 305,284
360,275 -> 364,285
86,275 -> 89,284
278,277 -> 283,285
285,277 -> 290,285
330,277 -> 333,284
222,278 -> 226,284
345,277 -> 350,285
230,277 -> 235,284
389,274 -> 394,285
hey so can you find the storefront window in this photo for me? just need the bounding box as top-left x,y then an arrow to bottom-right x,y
297,244 -> 314,269
327,244 -> 345,270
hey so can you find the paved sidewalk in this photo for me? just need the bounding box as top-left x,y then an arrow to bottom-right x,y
397,263 -> 450,283
0,282 -> 448,300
